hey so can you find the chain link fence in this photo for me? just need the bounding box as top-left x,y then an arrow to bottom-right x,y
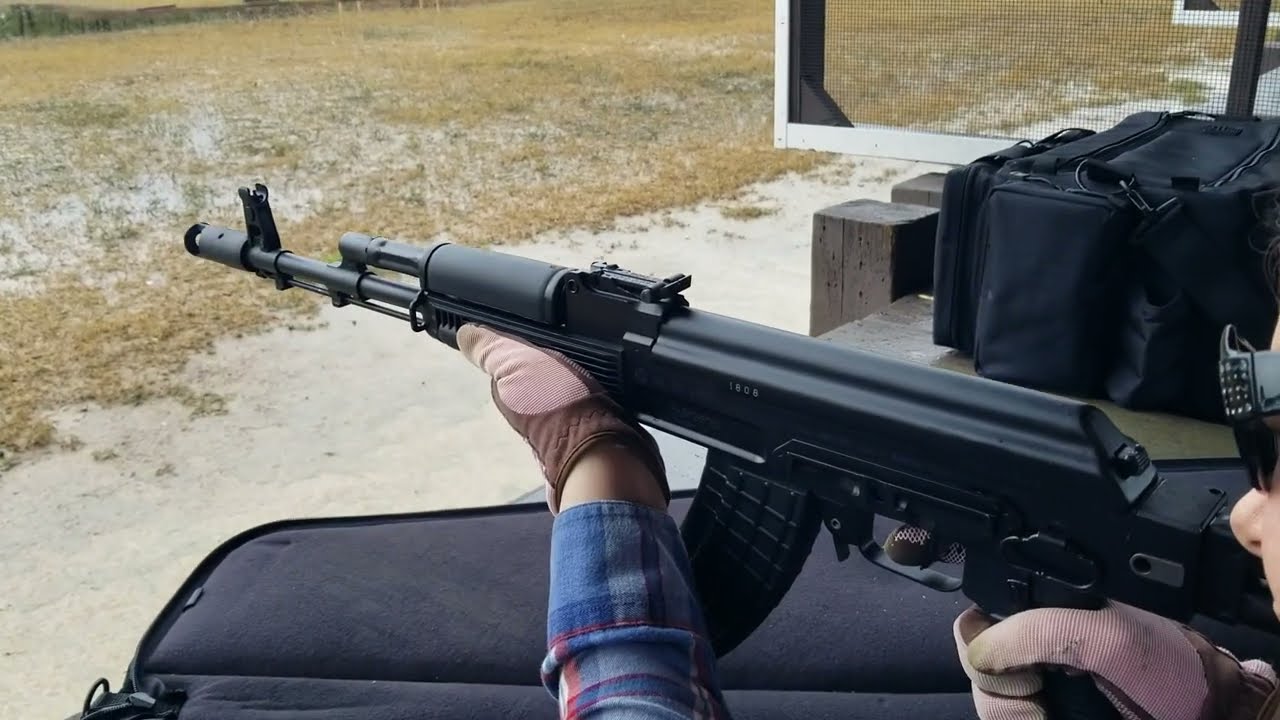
789,0 -> 1280,139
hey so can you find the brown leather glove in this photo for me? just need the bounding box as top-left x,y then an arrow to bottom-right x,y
456,323 -> 668,514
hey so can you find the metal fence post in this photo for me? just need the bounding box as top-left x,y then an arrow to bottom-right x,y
1226,0 -> 1275,118
789,0 -> 850,126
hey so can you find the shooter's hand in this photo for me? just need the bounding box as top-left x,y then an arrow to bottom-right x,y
953,602 -> 1279,720
456,323 -> 669,514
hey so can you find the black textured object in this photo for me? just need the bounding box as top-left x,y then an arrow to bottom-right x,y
933,110 -> 1280,421
69,464 -> 1280,720
72,493 -> 986,720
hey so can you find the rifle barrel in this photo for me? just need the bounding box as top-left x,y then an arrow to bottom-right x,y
187,223 -> 418,309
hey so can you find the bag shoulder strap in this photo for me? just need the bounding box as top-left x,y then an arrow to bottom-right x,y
1138,197 -> 1276,342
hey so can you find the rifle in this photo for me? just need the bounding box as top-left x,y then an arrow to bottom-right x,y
186,184 -> 1278,720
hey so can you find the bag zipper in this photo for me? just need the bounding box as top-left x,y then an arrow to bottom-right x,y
944,166 -> 980,347
1208,122 -> 1280,187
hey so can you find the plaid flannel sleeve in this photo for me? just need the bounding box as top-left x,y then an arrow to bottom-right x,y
540,500 -> 733,719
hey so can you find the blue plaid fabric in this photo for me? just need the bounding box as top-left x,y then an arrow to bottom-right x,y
541,501 -> 733,719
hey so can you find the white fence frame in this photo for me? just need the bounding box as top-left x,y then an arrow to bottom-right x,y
772,0 -> 1020,165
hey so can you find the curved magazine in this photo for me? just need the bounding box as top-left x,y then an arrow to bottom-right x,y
681,449 -> 823,657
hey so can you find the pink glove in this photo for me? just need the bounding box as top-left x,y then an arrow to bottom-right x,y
954,602 -> 1279,720
456,323 -> 668,514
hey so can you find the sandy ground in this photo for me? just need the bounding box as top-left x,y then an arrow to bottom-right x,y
0,154 -> 949,716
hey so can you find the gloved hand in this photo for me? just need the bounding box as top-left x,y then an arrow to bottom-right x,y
456,323 -> 668,514
954,601 -> 1279,720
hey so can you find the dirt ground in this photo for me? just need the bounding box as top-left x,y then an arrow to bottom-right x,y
0,155 -> 949,716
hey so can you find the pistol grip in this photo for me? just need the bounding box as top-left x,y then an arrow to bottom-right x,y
1043,672 -> 1124,720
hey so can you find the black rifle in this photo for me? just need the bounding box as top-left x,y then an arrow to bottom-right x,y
185,185 -> 1278,720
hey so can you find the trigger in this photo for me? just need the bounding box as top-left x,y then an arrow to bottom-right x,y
833,536 -> 851,562
827,517 -> 854,561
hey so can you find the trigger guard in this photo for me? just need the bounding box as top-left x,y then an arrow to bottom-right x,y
840,510 -> 963,592
858,542 -> 963,592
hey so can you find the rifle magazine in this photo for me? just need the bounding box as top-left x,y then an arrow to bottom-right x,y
681,450 -> 822,656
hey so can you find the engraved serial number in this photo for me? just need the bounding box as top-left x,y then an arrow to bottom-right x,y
727,380 -> 760,398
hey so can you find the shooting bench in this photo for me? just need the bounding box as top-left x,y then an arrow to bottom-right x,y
514,175 -> 1231,506
810,179 -> 1236,459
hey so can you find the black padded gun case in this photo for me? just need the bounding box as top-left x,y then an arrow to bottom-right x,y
72,460 -> 1278,720
932,111 -> 1280,421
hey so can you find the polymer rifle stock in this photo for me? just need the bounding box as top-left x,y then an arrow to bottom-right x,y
187,185 -> 1277,718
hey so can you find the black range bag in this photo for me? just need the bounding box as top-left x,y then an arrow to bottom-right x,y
931,111 -> 1280,421
932,126 -> 1097,354
73,462 -> 1279,720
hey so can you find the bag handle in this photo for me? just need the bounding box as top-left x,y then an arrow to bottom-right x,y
1078,158 -> 1133,186
977,141 -> 1038,164
1072,159 -> 1160,211
1173,110 -> 1226,121
1035,127 -> 1094,147
977,128 -> 1096,166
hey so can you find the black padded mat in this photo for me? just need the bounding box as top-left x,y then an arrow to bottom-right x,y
152,674 -> 982,720
127,461 -> 1278,719
144,497 -> 978,694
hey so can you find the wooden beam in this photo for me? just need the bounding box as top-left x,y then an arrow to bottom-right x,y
808,200 -> 937,337
890,172 -> 948,209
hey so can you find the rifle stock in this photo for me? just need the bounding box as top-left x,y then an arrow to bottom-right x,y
185,185 -> 1279,718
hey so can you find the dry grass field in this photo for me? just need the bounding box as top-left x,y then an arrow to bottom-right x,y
0,0 -> 825,456
56,0 -> 308,7
0,0 -> 1240,457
